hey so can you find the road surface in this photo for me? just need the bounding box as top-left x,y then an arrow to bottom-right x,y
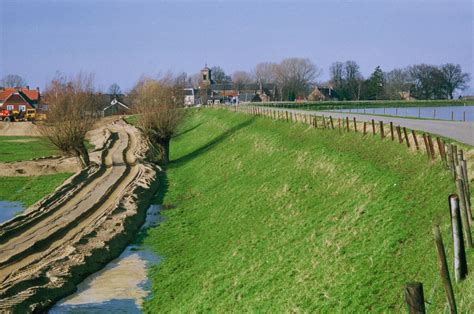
277,108 -> 474,146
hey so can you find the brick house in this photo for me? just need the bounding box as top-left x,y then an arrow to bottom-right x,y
0,87 -> 40,112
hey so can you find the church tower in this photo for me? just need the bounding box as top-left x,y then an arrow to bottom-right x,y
201,65 -> 212,86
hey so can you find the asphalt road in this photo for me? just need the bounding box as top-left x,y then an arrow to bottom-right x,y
279,108 -> 474,146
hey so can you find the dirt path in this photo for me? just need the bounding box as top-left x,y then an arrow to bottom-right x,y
0,120 -> 158,311
276,108 -> 474,146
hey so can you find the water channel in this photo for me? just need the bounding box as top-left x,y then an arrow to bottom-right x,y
325,105 -> 474,122
50,204 -> 162,313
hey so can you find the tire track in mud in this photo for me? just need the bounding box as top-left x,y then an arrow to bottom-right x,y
0,120 -> 159,312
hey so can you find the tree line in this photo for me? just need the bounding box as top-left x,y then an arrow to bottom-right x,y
330,62 -> 470,101
171,60 -> 470,102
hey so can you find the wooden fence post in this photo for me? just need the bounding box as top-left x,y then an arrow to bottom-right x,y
403,127 -> 410,148
453,145 -> 458,166
456,178 -> 473,248
346,117 -> 350,132
371,119 -> 376,135
285,111 -> 289,122
412,130 -> 419,150
427,135 -> 435,160
449,194 -> 468,282
379,121 -> 384,138
314,116 -> 318,128
456,170 -> 473,227
422,134 -> 431,159
447,144 -> 456,179
396,126 -> 403,143
329,116 -> 334,129
433,225 -> 457,314
353,117 -> 357,132
322,116 -> 326,129
405,282 -> 426,314
338,118 -> 341,132
390,122 -> 394,141
437,137 -> 447,165
363,122 -> 367,135
460,160 -> 471,214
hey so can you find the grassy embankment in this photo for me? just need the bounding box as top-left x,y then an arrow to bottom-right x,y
260,99 -> 474,111
0,136 -> 59,163
0,136 -> 72,208
142,109 -> 473,312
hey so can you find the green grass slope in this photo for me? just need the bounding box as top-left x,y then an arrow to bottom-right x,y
143,109 -> 473,312
0,173 -> 72,207
0,136 -> 59,162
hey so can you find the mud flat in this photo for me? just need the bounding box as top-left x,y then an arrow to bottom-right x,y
0,120 -> 159,312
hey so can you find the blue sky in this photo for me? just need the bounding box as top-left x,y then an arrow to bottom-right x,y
1,0 -> 472,93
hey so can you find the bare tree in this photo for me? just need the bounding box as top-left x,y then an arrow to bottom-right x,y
40,73 -> 99,168
1,74 -> 27,88
384,68 -> 411,100
232,71 -> 253,91
329,62 -> 344,89
253,62 -> 278,85
274,58 -> 320,100
131,76 -> 185,165
108,83 -> 122,97
440,63 -> 470,99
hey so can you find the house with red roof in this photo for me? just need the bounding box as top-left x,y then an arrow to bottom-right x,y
0,87 -> 41,112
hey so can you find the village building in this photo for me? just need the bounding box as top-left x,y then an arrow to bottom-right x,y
188,66 -> 277,105
0,87 -> 40,112
102,98 -> 130,116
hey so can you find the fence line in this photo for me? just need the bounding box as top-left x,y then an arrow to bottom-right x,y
218,104 -> 473,312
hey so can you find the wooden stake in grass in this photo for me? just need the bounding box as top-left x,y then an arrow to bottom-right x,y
449,194 -> 468,282
422,134 -> 431,159
314,116 -> 318,128
379,121 -> 384,138
338,118 -> 341,131
427,135 -> 435,160
346,117 -> 350,132
433,225 -> 457,314
403,127 -> 410,148
329,116 -> 334,129
363,122 -> 367,135
456,178 -> 473,250
447,145 -> 456,180
437,137 -> 446,165
453,145 -> 458,166
396,126 -> 403,143
456,165 -> 472,222
371,119 -> 376,135
353,117 -> 357,132
390,122 -> 394,141
412,130 -> 419,150
322,115 -> 326,129
405,282 -> 426,314
285,111 -> 289,122
460,160 -> 471,214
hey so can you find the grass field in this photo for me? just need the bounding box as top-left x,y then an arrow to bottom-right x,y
0,173 -> 72,207
0,136 -> 59,162
142,109 -> 473,312
260,99 -> 474,111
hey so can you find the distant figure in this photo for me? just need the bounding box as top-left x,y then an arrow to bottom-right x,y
458,95 -> 463,100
